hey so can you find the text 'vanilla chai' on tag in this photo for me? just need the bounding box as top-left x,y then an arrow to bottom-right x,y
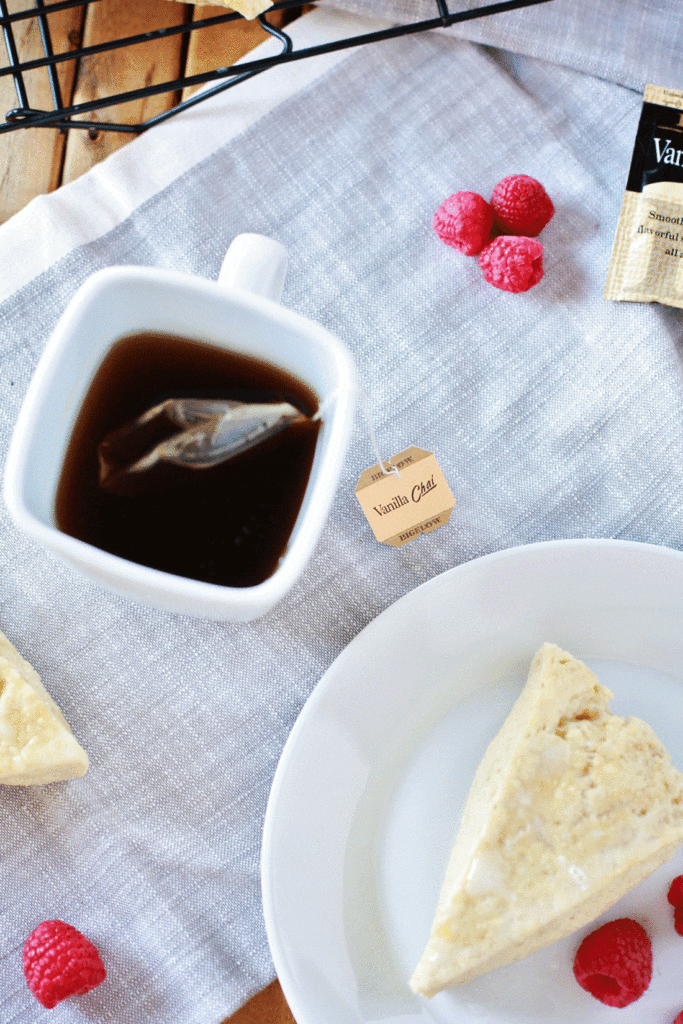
355,447 -> 455,547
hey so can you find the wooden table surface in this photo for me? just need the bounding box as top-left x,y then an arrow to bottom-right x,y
0,2 -> 303,1019
0,0 -> 309,224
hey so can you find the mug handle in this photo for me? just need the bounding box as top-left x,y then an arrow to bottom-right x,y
218,233 -> 288,304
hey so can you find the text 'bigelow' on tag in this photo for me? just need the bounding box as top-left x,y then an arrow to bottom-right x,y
355,447 -> 455,547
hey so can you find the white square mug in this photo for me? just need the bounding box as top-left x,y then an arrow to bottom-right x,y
3,234 -> 357,621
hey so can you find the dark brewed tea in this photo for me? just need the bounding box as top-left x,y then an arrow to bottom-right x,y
54,331 -> 321,588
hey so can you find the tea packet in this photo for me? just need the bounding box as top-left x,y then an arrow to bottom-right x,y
604,84 -> 683,308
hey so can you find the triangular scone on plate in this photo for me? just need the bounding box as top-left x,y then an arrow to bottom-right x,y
0,630 -> 88,785
410,642 -> 683,998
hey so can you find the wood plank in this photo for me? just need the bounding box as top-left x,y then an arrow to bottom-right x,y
0,0 -> 84,223
181,4 -> 286,102
60,0 -> 187,185
0,2 -> 313,222
222,979 -> 296,1024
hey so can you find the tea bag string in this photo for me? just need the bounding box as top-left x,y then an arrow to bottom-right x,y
359,387 -> 400,479
309,388 -> 399,479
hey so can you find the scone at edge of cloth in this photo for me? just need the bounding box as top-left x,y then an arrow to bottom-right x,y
0,630 -> 88,785
410,642 -> 683,998
160,0 -> 272,17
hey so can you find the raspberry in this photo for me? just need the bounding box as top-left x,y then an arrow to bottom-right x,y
433,191 -> 494,256
674,907 -> 683,936
478,235 -> 543,293
674,1012 -> 683,1024
23,920 -> 106,1009
668,875 -> 683,906
490,174 -> 554,236
573,918 -> 652,1008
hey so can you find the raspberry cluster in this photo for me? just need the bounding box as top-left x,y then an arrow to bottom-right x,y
23,920 -> 106,1009
667,876 -> 683,1024
573,874 -> 683,1018
433,174 -> 554,293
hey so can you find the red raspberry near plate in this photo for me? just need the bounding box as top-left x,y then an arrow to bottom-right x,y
573,918 -> 652,1008
673,1012 -> 683,1024
490,174 -> 555,236
23,920 -> 106,1009
478,235 -> 543,293
433,191 -> 494,256
674,906 -> 683,936
668,875 -> 683,906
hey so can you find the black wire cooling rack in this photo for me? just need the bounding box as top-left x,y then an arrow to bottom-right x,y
0,0 -> 555,134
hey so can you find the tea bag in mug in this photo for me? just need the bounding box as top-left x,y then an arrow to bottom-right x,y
97,397 -> 309,495
604,84 -> 683,308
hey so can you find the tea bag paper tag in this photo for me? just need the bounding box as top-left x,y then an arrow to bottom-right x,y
355,447 -> 455,547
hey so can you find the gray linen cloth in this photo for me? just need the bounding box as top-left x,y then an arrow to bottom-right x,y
1,3 -> 682,1022
320,0 -> 683,91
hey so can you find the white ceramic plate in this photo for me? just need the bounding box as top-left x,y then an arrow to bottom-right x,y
262,539 -> 683,1024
